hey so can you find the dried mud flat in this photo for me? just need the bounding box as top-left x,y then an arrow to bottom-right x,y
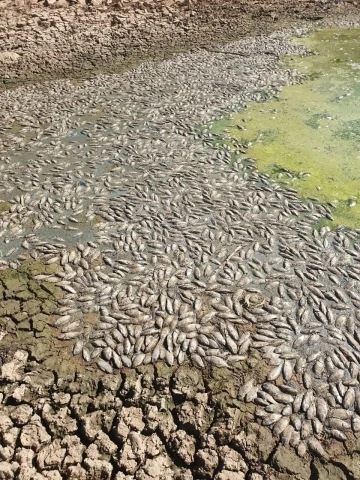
2,2 -> 360,480
0,0 -> 360,89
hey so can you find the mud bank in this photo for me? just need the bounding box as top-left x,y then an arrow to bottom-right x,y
0,0 -> 360,89
2,342 -> 359,480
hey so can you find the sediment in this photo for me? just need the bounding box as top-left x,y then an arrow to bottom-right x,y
0,0 -> 360,88
2,346 -> 359,480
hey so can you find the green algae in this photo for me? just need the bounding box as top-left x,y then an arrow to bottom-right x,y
0,201 -> 10,213
212,28 -> 360,228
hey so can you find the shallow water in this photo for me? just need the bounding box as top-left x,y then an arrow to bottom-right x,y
212,28 -> 360,228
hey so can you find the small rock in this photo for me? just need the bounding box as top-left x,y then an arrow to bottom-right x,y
0,416 -> 13,434
136,454 -> 174,479
42,404 -> 77,436
0,462 -> 14,480
42,471 -> 62,480
122,406 -> 145,431
83,458 -> 113,479
156,410 -> 177,441
19,415 -> 51,452
215,471 -> 246,480
218,446 -> 248,473
65,465 -> 87,480
10,384 -> 27,403
0,350 -> 28,382
113,473 -> 129,480
0,447 -> 14,462
81,410 -> 102,442
248,475 -> 263,480
144,404 -> 159,432
1,427 -> 19,449
85,443 -> 101,461
51,392 -> 71,406
10,405 -> 33,426
61,435 -> 85,466
146,433 -> 162,458
36,439 -> 66,470
13,448 -> 35,466
117,433 -> 145,474
175,400 -> 213,435
17,467 -> 46,480
169,430 -> 196,465
95,431 -> 117,456
194,448 -> 219,479
113,418 -> 129,445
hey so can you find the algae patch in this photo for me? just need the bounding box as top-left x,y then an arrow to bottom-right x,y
0,201 -> 10,214
212,27 -> 360,228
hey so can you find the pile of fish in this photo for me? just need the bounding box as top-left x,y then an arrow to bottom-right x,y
1,28 -> 360,456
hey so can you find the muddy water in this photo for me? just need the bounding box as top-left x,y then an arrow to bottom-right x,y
212,28 -> 360,229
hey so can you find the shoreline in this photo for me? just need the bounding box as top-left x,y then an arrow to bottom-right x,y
1,1 -> 360,90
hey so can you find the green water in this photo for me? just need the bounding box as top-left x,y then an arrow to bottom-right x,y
212,28 -> 360,228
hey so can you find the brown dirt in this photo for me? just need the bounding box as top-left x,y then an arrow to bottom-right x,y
0,0 -> 360,90
0,255 -> 356,478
